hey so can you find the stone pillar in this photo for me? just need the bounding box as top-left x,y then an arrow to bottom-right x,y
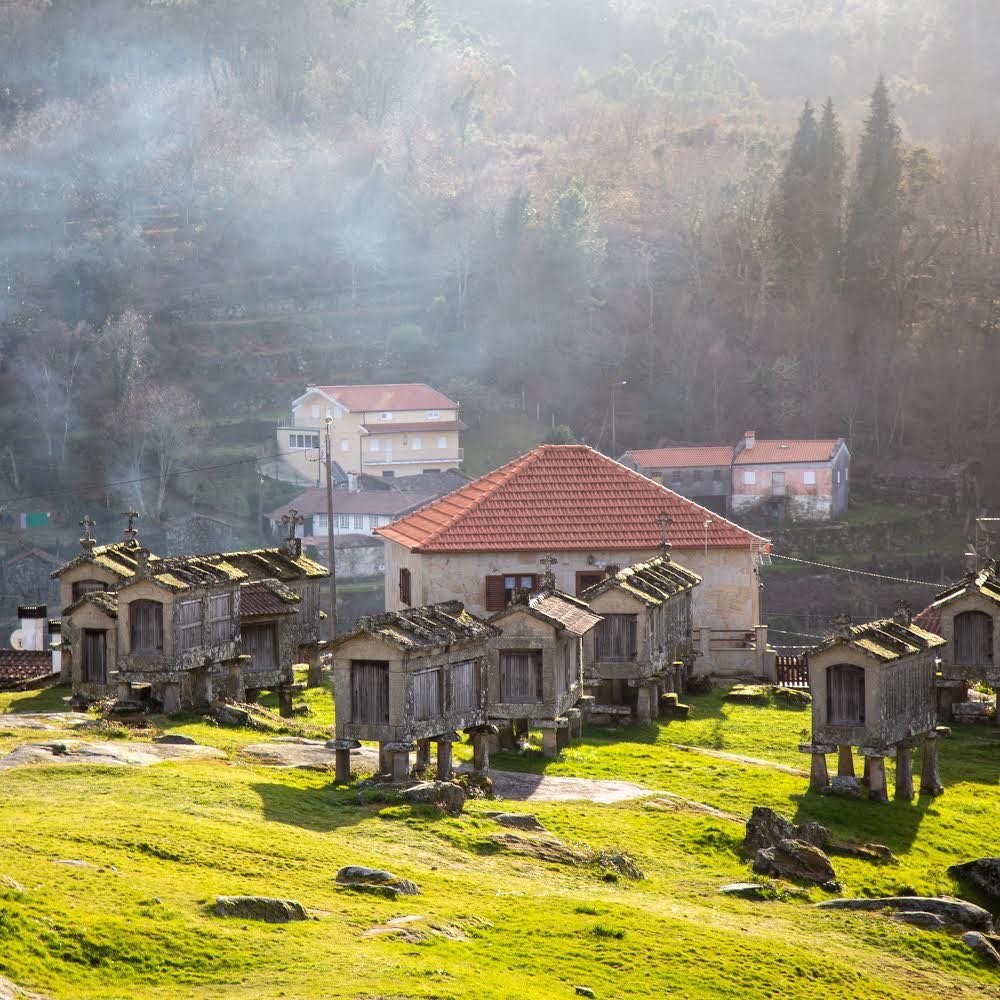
226,663 -> 245,704
277,686 -> 293,718
305,652 -> 323,689
635,685 -> 652,724
436,740 -> 454,779
920,733 -> 943,796
327,738 -> 359,784
378,741 -> 390,776
472,731 -> 490,773
414,739 -> 431,775
161,682 -> 182,715
542,727 -> 559,758
868,756 -> 888,804
391,749 -> 410,783
894,743 -> 914,801
809,751 -> 829,792
116,681 -> 132,702
191,668 -> 213,710
650,682 -> 660,720
837,745 -> 855,778
556,721 -> 570,749
862,756 -> 871,787
565,708 -> 582,741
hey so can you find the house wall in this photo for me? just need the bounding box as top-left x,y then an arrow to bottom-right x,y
383,541 -> 760,637
278,389 -> 462,480
332,633 -> 489,742
935,592 -> 1000,685
809,644 -> 936,748
644,465 -> 731,512
487,608 -> 581,721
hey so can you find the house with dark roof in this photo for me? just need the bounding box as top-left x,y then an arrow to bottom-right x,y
274,383 -> 466,484
487,578 -> 602,756
376,445 -> 770,675
802,606 -> 945,803
621,431 -> 850,522
580,553 -> 701,721
329,600 -> 497,782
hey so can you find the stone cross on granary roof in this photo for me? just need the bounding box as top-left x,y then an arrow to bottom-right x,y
122,509 -> 140,544
539,552 -> 557,590
655,512 -> 672,560
281,508 -> 305,539
80,515 -> 96,553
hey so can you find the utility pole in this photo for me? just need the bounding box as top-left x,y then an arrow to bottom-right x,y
324,416 -> 337,641
611,379 -> 627,458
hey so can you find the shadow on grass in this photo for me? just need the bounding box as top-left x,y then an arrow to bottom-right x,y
3,684 -> 72,713
251,780 -> 373,832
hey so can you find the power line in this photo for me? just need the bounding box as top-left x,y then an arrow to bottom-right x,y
765,626 -> 824,640
769,552 -> 943,589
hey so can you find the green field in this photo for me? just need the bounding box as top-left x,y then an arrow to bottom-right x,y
0,685 -> 997,999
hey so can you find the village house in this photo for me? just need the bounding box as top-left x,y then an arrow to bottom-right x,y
329,601 -> 496,782
487,570 -> 602,757
580,551 -> 701,722
272,383 -> 466,484
53,516 -> 328,712
0,604 -> 61,691
913,560 -> 1000,723
621,431 -> 850,522
376,445 -> 770,675
802,606 -> 945,803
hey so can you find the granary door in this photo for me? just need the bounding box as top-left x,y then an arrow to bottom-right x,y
242,623 -> 278,672
954,610 -> 993,666
82,629 -> 107,684
351,661 -> 390,723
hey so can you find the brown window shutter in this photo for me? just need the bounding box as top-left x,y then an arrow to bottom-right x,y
485,575 -> 506,612
399,568 -> 411,606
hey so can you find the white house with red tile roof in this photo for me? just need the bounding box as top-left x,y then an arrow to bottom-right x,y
376,446 -> 770,672
621,431 -> 850,522
274,383 -> 466,484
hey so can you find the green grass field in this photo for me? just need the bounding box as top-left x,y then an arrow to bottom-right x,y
0,685 -> 998,999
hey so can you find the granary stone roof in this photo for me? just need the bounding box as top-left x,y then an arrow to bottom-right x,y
928,561 -> 1000,610
376,445 -> 769,553
214,548 -> 329,581
332,600 -> 498,653
64,590 -> 120,619
489,587 -> 602,637
581,553 -> 702,608
51,538 -> 149,580
240,580 -> 300,617
812,619 -> 945,663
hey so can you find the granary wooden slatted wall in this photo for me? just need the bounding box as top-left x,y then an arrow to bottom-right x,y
448,659 -> 479,711
412,667 -> 441,719
351,661 -> 390,723
500,650 -> 543,702
242,623 -> 278,671
954,610 -> 993,666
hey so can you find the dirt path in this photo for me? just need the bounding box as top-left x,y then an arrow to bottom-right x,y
670,743 -> 808,777
0,740 -> 225,769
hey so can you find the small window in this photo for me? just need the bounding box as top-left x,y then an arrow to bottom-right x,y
382,470 -> 395,479
743,470 -> 756,485
803,469 -> 816,485
311,404 -> 320,419
340,438 -> 350,452
333,405 -> 343,419
692,469 -> 703,484
437,436 -> 447,449
353,515 -> 364,530
129,600 -> 163,654
369,438 -> 380,452
179,599 -> 203,651
209,593 -> 232,645
485,574 -> 538,612
503,574 -> 536,604
379,411 -> 392,421
399,567 -> 412,606
412,435 -> 422,449
72,579 -> 108,601
835,469 -> 841,484
844,467 -> 849,481
672,470 -> 682,483
576,571 -> 604,597
427,410 -> 441,420
338,514 -> 350,529
402,434 -> 409,446
713,468 -> 722,483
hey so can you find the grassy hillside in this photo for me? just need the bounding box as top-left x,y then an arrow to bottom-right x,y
0,686 -> 997,999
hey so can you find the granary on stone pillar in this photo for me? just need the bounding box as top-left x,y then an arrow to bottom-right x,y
579,553 -> 701,722
329,601 -> 497,782
913,560 -> 1000,722
487,580 -> 602,758
802,606 -> 946,803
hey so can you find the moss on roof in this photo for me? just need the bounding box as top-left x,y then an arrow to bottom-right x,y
814,618 -> 946,663
581,553 -> 702,608
331,600 -> 498,653
930,561 -> 1000,610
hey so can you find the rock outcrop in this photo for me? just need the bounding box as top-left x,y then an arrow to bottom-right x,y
949,858 -> 1000,907
213,896 -> 308,923
399,780 -> 466,814
961,931 -> 1000,965
335,866 -> 419,897
744,806 -> 829,855
817,896 -> 994,932
753,839 -> 837,885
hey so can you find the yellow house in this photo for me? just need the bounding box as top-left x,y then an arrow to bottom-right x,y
274,383 -> 466,483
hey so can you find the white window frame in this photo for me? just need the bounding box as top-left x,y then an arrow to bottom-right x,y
412,435 -> 422,449
437,436 -> 447,449
427,409 -> 440,420
836,469 -> 841,484
379,411 -> 392,421
369,438 -> 380,452
803,469 -> 816,486
340,438 -> 350,452
311,404 -> 320,419
333,405 -> 343,419
338,514 -> 350,529
743,470 -> 756,485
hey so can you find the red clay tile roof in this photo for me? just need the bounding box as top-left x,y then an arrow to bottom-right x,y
0,649 -> 53,685
375,445 -> 769,553
309,383 -> 456,412
240,580 -> 300,617
911,604 -> 942,636
733,439 -> 843,464
360,420 -> 467,435
625,446 -> 735,469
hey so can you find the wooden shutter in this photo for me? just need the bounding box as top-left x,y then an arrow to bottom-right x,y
243,623 -> 278,671
955,611 -> 993,666
399,568 -> 412,606
485,575 -> 506,612
500,650 -> 542,702
596,614 -> 637,661
412,668 -> 441,720
130,600 -> 163,653
449,659 -> 478,711
351,661 -> 390,724
827,665 -> 865,725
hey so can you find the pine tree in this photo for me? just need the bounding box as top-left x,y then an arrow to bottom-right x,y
814,97 -> 846,287
772,99 -> 820,284
843,77 -> 902,303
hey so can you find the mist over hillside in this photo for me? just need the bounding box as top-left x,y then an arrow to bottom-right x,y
0,0 -> 997,516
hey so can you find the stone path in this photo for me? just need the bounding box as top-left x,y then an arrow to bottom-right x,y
670,743 -> 808,777
0,713 -> 92,732
0,740 -> 225,770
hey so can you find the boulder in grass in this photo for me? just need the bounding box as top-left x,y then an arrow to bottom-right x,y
962,931 -> 1000,965
817,896 -> 994,932
890,911 -> 948,931
753,839 -> 837,886
744,806 -> 829,855
949,858 -> 1000,907
153,734 -> 197,745
720,882 -> 770,900
336,866 -> 419,897
213,895 -> 307,923
488,812 -> 546,832
399,780 -> 466,814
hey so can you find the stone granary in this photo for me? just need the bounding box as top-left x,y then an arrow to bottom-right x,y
329,601 -> 497,783
802,607 -> 946,803
487,576 -> 602,757
580,551 -> 701,722
916,561 -> 1000,722
54,515 -> 327,713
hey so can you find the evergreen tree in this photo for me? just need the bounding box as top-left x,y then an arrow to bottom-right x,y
772,99 -> 819,284
843,77 -> 902,303
815,97 -> 846,286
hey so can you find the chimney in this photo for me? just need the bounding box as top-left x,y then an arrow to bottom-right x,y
347,472 -> 358,494
16,605 -> 46,651
744,430 -> 756,450
892,600 -> 912,627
